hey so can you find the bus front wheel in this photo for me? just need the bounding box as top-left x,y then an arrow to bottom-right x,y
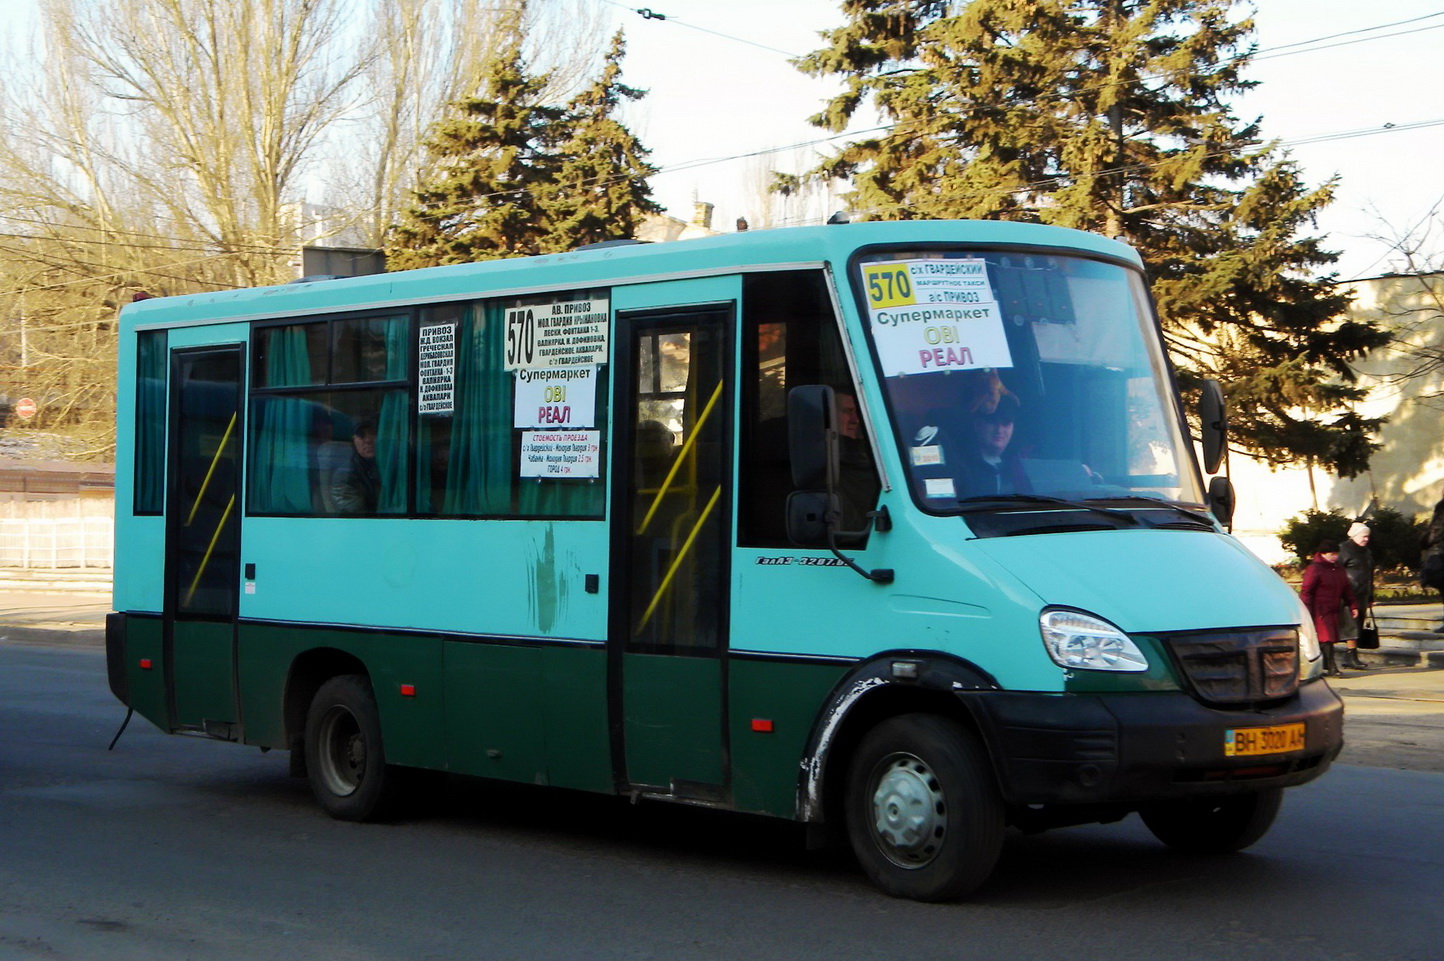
304,674 -> 400,821
1139,788 -> 1283,854
845,714 -> 1004,901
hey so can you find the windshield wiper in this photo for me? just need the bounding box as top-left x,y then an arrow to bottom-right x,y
1079,495 -> 1218,529
956,494 -> 1142,526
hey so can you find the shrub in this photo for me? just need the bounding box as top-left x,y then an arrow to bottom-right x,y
1277,506 -> 1428,569
1365,507 -> 1426,571
1278,509 -> 1350,565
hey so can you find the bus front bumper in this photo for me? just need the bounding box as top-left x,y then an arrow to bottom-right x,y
965,679 -> 1344,806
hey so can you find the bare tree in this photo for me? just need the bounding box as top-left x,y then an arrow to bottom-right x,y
0,0 -> 611,456
337,0 -> 608,248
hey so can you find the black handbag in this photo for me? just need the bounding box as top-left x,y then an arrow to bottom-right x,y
1357,607 -> 1380,650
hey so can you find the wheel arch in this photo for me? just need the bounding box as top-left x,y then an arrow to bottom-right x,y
283,647 -> 370,746
799,651 -> 1002,825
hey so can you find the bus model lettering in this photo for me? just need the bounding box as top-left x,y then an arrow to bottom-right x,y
108,219 -> 1342,906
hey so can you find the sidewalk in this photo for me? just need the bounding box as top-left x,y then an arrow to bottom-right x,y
0,588 -> 109,647
1364,600 -> 1444,670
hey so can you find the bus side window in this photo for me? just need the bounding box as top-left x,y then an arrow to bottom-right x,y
737,270 -> 871,548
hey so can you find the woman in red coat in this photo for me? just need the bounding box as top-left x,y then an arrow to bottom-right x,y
1301,538 -> 1360,677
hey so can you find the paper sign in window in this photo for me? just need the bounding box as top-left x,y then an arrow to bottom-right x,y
864,259 -> 1013,377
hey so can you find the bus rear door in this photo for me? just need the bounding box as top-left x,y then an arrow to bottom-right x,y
162,344 -> 244,738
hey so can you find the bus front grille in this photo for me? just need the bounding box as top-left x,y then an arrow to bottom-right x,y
1160,627 -> 1300,706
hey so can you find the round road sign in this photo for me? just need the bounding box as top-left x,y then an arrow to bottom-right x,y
14,397 -> 36,420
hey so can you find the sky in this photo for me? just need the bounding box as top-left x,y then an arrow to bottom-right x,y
601,0 -> 1444,281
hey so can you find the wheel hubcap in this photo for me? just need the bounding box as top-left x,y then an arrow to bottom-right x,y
871,753 -> 946,867
318,705 -> 365,797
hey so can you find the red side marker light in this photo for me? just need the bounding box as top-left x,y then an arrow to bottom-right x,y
400,684 -> 416,697
751,718 -> 774,733
139,658 -> 153,670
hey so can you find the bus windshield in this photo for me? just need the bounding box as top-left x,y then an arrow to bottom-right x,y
856,248 -> 1205,518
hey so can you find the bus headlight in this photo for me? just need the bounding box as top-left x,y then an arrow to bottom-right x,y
1039,609 -> 1149,673
1296,598 -> 1323,680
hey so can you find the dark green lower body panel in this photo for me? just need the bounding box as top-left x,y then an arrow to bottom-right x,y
116,615 -> 167,731
728,658 -> 850,817
173,619 -> 236,730
623,652 -> 724,790
110,613 -> 849,820
443,643 -> 611,793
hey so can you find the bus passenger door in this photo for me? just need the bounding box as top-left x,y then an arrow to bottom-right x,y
611,304 -> 732,801
163,346 -> 243,737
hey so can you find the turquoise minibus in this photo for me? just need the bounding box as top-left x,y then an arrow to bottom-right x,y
106,220 -> 1343,900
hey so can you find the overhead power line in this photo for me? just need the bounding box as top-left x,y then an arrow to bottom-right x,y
601,1 -> 802,58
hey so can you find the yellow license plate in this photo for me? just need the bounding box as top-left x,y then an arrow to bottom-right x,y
1225,723 -> 1305,757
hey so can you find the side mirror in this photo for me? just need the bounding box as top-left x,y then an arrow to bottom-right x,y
785,490 -> 834,547
1200,379 -> 1227,475
788,384 -> 836,490
1208,475 -> 1235,528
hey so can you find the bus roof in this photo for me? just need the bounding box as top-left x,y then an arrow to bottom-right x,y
119,220 -> 1142,332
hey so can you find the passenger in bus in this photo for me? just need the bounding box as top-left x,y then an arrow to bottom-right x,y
835,390 -> 881,534
331,419 -> 380,513
635,420 -> 676,491
955,392 -> 1030,499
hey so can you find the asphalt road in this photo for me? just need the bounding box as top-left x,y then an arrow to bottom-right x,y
4,642 -> 1444,961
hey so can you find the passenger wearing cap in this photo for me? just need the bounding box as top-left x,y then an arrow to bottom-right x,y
1338,521 -> 1374,670
955,391 -> 1030,499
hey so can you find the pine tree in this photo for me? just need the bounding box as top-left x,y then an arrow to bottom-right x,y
388,23 -> 658,268
387,9 -> 562,268
795,0 -> 1389,476
535,30 -> 660,253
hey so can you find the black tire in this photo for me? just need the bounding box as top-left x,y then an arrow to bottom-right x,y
845,714 -> 1005,902
304,674 -> 401,821
1139,788 -> 1283,854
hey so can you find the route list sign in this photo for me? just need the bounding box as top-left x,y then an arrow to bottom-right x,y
417,323 -> 456,414
503,297 -> 609,371
863,258 -> 1013,377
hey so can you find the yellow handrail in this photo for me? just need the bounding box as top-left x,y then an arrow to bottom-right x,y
184,493 -> 235,606
636,379 -> 723,536
186,411 -> 237,527
635,485 -> 721,635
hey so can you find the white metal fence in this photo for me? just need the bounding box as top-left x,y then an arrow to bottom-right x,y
0,503 -> 114,570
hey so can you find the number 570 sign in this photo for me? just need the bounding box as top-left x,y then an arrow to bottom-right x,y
504,297 -> 610,371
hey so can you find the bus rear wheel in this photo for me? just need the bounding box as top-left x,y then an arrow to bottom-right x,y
845,714 -> 1004,901
304,674 -> 400,821
1139,788 -> 1283,854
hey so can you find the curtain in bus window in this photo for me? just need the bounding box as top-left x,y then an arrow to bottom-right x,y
249,326 -> 314,513
444,303 -> 512,514
376,317 -> 409,513
135,329 -> 167,513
